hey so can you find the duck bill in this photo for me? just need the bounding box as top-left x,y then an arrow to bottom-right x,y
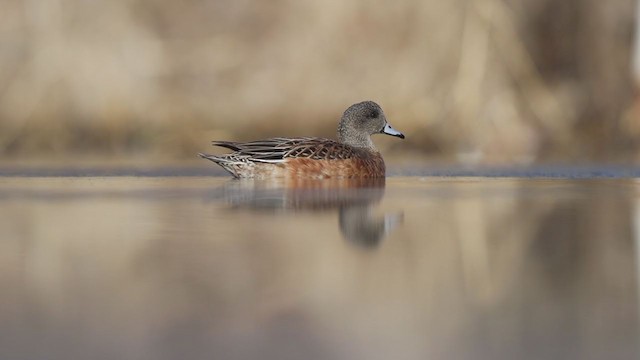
382,123 -> 405,139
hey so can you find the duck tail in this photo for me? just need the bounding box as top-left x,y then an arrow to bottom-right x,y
198,153 -> 232,164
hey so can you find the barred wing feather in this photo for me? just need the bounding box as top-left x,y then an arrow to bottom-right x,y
212,138 -> 356,162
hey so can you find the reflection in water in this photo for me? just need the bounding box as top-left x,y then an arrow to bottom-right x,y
339,204 -> 403,248
218,178 -> 404,248
0,177 -> 638,359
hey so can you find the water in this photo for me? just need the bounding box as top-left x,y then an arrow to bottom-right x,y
1,175 -> 639,360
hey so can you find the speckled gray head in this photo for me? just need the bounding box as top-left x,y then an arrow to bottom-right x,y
337,101 -> 405,149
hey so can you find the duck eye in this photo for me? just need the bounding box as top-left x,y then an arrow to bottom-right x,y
367,109 -> 380,119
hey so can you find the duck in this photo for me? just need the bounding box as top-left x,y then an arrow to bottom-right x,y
199,101 -> 404,178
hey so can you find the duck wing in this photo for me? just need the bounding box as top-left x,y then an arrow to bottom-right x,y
212,137 -> 357,162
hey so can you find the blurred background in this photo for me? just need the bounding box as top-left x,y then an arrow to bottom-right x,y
3,2 -> 640,357
1,0 -> 639,165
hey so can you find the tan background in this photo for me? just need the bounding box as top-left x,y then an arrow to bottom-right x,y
0,0 -> 637,163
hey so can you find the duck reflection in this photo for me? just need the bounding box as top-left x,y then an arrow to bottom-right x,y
217,178 -> 403,248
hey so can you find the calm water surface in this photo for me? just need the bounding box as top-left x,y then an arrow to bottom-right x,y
1,176 -> 639,360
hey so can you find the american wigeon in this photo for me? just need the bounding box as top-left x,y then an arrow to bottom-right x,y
199,101 -> 404,178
